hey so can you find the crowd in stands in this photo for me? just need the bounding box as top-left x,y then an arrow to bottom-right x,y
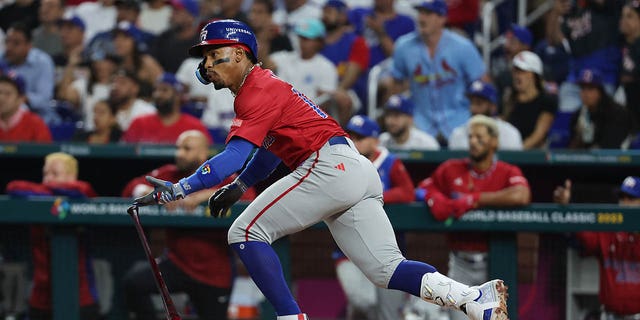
0,0 -> 638,149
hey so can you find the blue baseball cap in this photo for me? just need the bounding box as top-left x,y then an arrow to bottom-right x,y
325,0 -> 347,10
171,0 -> 199,17
58,15 -> 86,31
294,19 -> 326,39
619,176 -> 640,198
577,68 -> 604,87
384,95 -> 414,116
414,0 -> 447,16
466,80 -> 497,104
113,21 -> 143,42
0,70 -> 26,95
346,115 -> 380,138
157,72 -> 183,92
507,24 -> 532,47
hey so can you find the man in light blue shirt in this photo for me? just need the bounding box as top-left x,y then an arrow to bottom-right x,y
1,22 -> 57,124
390,0 -> 486,143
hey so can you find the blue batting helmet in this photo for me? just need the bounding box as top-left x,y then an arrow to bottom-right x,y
188,19 -> 258,63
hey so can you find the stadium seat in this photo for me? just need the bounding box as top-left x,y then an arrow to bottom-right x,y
548,111 -> 574,149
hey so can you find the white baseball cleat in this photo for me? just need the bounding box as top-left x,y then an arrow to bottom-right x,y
461,279 -> 509,320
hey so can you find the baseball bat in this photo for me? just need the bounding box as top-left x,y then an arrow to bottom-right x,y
127,204 -> 181,320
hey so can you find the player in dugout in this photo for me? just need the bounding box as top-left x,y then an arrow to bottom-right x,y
137,19 -> 510,320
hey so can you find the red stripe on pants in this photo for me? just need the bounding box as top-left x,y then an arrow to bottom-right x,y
244,151 -> 320,241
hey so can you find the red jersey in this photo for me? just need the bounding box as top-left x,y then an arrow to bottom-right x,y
422,158 -> 529,251
228,66 -> 347,169
9,180 -> 99,309
121,113 -> 212,144
577,231 -> 640,315
0,109 -> 52,142
123,164 -> 256,288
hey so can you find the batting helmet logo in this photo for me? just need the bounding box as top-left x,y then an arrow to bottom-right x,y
189,19 -> 258,63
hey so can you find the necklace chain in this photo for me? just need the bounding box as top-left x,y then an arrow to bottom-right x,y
236,64 -> 256,95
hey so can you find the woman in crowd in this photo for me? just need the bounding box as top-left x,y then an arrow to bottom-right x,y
72,99 -> 123,143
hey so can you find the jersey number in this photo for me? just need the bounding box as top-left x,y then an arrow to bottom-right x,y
292,88 -> 328,118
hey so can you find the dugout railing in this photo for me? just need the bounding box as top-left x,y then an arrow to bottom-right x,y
0,197 -> 638,320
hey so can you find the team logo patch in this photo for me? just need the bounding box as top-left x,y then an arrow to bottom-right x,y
232,118 -> 243,127
262,135 -> 275,149
201,164 -> 211,175
50,198 -> 70,220
200,29 -> 208,42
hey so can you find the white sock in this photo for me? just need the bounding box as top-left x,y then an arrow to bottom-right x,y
276,313 -> 308,320
419,272 -> 480,309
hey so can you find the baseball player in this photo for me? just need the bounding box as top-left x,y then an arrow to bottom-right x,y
137,19 -> 508,320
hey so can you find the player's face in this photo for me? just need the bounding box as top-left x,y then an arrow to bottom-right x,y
175,136 -> 208,174
383,111 -> 411,137
619,6 -> 640,38
202,46 -> 243,90
43,159 -> 75,184
0,81 -> 24,119
469,96 -> 494,116
468,124 -> 497,162
417,10 -> 446,39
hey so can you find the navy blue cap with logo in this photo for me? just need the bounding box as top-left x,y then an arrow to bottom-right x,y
346,115 -> 380,138
619,176 -> 640,199
466,80 -> 497,105
384,94 -> 414,116
414,0 -> 448,15
188,19 -> 258,63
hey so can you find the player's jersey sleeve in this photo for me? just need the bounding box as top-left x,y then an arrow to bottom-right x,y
227,87 -> 282,147
505,164 -> 529,188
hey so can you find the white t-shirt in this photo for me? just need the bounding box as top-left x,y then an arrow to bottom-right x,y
270,51 -> 338,103
379,127 -> 441,151
72,77 -> 111,130
448,118 -> 524,150
73,2 -> 117,44
116,99 -> 156,131
139,3 -> 172,35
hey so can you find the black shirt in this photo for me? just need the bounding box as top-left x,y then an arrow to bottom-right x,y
507,93 -> 558,140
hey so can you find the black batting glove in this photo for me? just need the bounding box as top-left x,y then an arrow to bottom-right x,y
195,59 -> 210,85
208,180 -> 247,218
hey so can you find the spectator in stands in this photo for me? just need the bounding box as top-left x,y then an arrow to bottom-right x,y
319,0 -> 369,124
112,21 -> 164,100
415,115 -> 531,320
535,2 -> 572,92
52,16 -> 86,67
445,0 -> 480,38
494,24 -> 533,106
379,94 -> 440,151
149,0 -> 200,73
349,0 -> 415,105
0,72 -> 52,142
73,0 -> 117,44
1,22 -> 58,124
390,0 -> 486,145
108,69 -> 155,130
449,80 -> 523,150
270,19 -> 338,105
206,0 -> 248,24
60,53 -> 119,131
248,0 -> 293,71
72,99 -> 123,143
568,68 -> 632,149
138,0 -> 172,36
122,73 -> 211,144
123,130 -> 256,320
0,0 -> 39,33
335,115 -> 414,320
546,0 -> 624,113
553,176 -> 640,319
503,51 -> 557,149
272,0 -> 322,38
620,0 -> 640,130
5,152 -> 100,320
31,0 -> 65,57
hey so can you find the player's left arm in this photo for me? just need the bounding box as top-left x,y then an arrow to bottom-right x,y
476,168 -> 531,207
